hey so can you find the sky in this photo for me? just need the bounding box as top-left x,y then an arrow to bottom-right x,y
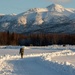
0,0 -> 75,14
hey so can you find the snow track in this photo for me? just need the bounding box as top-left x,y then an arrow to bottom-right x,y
0,51 -> 75,75
0,56 -> 61,75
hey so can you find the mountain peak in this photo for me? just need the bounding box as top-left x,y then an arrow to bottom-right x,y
47,4 -> 65,12
27,8 -> 48,13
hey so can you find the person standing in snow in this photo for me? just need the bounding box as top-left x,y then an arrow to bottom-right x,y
19,47 -> 25,58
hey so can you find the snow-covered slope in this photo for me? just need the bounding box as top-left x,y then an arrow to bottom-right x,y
0,4 -> 75,34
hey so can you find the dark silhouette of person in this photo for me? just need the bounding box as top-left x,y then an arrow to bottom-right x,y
19,47 -> 24,58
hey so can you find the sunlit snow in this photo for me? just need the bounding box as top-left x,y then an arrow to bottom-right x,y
0,45 -> 75,75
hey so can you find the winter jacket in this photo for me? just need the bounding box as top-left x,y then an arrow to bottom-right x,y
19,48 -> 24,54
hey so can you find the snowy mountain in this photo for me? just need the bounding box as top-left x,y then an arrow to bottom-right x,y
0,4 -> 75,34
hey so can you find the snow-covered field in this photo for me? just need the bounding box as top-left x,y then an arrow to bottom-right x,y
0,45 -> 75,75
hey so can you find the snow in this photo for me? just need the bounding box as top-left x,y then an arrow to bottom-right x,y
27,8 -> 48,13
0,15 -> 15,22
33,13 -> 44,25
0,45 -> 75,75
18,3 -> 75,25
17,16 -> 27,25
47,4 -> 65,12
0,4 -> 75,33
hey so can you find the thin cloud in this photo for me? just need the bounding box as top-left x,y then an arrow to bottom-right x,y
45,0 -> 71,3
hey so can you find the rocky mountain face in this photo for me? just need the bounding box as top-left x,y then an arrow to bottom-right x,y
0,4 -> 75,34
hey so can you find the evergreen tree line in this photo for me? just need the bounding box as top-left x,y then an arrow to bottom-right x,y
0,32 -> 27,45
28,34 -> 75,46
0,32 -> 75,46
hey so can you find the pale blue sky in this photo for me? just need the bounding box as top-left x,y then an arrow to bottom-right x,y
0,0 -> 75,14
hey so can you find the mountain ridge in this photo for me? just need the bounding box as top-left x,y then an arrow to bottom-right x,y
0,4 -> 75,34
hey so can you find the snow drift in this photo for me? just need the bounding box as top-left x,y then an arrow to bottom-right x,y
0,46 -> 75,75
